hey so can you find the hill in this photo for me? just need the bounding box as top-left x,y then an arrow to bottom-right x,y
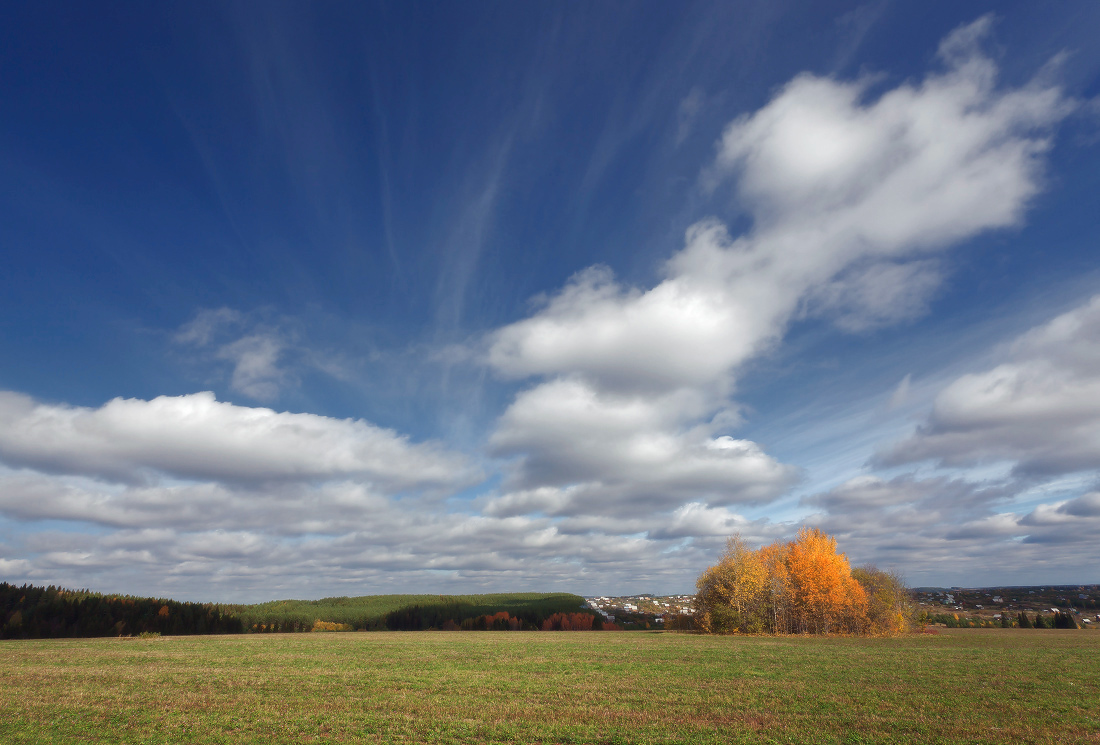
232,592 -> 593,631
1,583 -> 595,637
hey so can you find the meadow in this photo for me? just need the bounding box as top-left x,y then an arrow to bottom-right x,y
1,629 -> 1097,744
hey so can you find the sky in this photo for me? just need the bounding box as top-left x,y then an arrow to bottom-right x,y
2,1 -> 1099,602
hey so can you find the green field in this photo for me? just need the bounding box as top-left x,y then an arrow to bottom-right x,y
2,629 -> 1097,744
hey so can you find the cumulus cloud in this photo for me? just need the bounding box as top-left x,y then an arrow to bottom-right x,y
802,284 -> 1100,583
801,474 -> 1099,584
493,18 -> 1069,389
0,483 -> 731,600
879,295 -> 1100,475
484,17 -> 1071,527
0,471 -> 395,533
487,378 -> 796,514
0,390 -> 478,491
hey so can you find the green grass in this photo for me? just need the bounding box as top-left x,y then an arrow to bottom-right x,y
1,629 -> 1097,743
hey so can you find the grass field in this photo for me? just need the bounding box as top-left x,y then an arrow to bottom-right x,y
2,629 -> 1097,744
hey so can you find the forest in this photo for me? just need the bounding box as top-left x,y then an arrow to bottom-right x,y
0,584 -> 603,638
0,582 -> 242,638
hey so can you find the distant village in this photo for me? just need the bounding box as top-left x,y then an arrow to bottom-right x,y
912,585 -> 1100,626
586,585 -> 1100,628
584,594 -> 695,628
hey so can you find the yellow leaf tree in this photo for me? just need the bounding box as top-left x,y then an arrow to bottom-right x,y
692,529 -> 911,635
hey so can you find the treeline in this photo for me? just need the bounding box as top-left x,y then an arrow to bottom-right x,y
693,529 -> 913,635
0,586 -> 601,638
925,611 -> 1082,629
279,595 -> 604,632
231,591 -> 592,633
385,608 -> 616,631
0,582 -> 242,639
541,612 -> 620,631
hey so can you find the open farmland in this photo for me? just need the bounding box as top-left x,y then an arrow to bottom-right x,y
2,629 -> 1097,744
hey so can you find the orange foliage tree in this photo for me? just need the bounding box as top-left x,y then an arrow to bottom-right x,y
693,528 -> 912,635
540,612 -> 607,631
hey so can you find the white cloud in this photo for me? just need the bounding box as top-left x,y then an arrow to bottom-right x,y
487,380 -> 796,517
0,484 -> 730,599
492,18 -> 1070,393
175,307 -> 244,347
174,307 -> 356,402
880,295 -> 1100,475
0,391 -> 478,491
802,259 -> 942,332
0,558 -> 32,575
216,333 -> 288,400
801,474 -> 1099,584
489,259 -> 753,392
0,471 -> 394,533
177,308 -> 291,400
484,17 -> 1071,529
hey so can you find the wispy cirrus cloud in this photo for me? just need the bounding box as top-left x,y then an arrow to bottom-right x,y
175,307 -> 358,402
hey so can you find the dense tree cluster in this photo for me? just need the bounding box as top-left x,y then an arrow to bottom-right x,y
1052,611 -> 1079,629
919,610 -> 1085,629
539,612 -> 619,631
693,529 -> 913,635
1,586 -> 599,637
238,592 -> 590,632
385,605 -> 611,631
0,583 -> 242,639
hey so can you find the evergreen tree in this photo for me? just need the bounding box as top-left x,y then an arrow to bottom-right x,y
1017,611 -> 1032,628
1053,611 -> 1078,629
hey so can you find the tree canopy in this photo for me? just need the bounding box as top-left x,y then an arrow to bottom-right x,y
693,529 -> 912,635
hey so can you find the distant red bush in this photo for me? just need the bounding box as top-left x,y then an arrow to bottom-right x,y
540,612 -> 618,631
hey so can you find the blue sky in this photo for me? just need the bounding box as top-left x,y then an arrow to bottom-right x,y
2,1 -> 1099,601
